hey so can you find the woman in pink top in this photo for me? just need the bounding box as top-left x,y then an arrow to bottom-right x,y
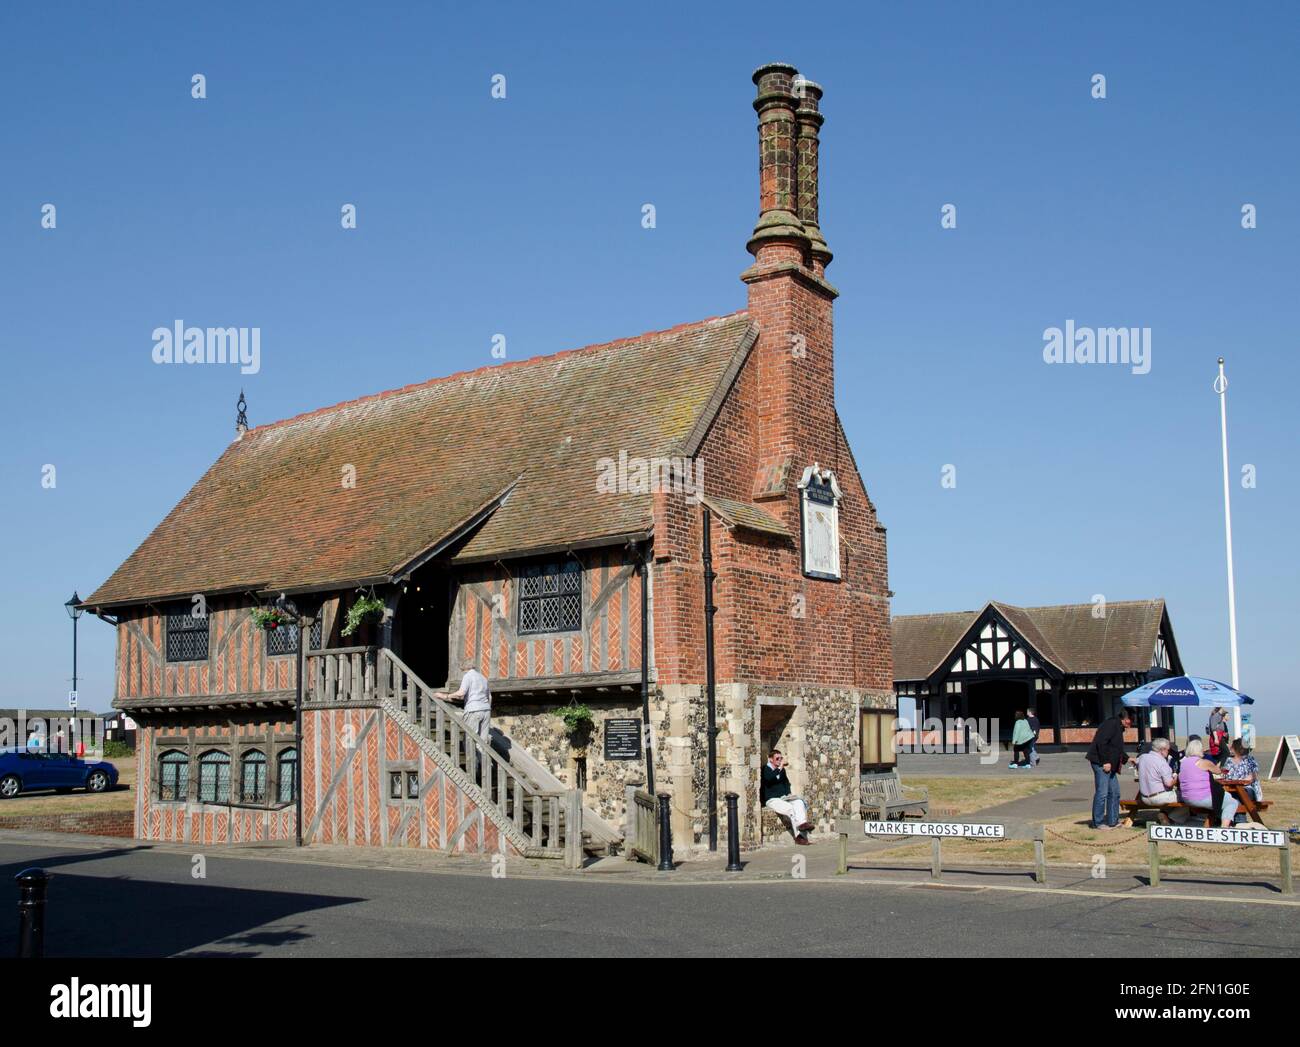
1177,738 -> 1222,819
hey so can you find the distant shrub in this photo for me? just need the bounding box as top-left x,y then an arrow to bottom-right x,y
103,740 -> 133,759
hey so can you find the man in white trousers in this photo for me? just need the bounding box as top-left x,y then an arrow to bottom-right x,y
761,749 -> 813,845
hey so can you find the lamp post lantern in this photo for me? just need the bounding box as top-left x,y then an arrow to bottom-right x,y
65,592 -> 84,754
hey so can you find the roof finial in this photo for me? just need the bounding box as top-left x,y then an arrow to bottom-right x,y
235,389 -> 249,440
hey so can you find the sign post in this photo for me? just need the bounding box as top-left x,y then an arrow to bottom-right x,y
1146,823 -> 1291,894
833,818 -> 1045,884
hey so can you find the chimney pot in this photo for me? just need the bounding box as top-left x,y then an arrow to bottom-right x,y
746,62 -> 810,260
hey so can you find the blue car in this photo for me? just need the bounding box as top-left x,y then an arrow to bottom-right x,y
0,750 -> 119,799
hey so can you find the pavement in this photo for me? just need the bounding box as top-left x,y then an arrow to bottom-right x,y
898,749 -> 1096,779
1,833 -> 1296,957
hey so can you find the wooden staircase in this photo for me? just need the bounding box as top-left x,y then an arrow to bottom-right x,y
306,646 -> 621,859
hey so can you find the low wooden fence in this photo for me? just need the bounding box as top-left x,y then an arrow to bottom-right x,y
625,787 -> 658,866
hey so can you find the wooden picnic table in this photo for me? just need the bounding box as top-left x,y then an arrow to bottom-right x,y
1219,778 -> 1272,825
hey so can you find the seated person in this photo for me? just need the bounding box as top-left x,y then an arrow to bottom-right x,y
1219,738 -> 1262,827
1176,738 -> 1223,819
1137,737 -> 1179,804
761,749 -> 813,846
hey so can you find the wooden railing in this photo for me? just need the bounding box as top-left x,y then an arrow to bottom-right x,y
305,645 -> 375,704
304,646 -> 571,854
626,788 -> 659,865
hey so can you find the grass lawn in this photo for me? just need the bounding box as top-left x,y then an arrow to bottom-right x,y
0,755 -> 136,815
856,779 -> 1300,874
904,775 -> 1068,816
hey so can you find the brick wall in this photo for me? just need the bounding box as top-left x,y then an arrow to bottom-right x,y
0,810 -> 135,838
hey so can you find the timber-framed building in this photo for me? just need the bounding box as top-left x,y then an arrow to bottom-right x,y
84,63 -> 894,856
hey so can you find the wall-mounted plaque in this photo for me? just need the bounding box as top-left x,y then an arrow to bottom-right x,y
799,463 -> 842,581
603,718 -> 643,761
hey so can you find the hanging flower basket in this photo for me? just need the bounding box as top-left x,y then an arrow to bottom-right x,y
250,607 -> 293,632
341,594 -> 385,638
554,703 -> 595,737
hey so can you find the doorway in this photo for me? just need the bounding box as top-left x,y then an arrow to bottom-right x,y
964,679 -> 1033,741
394,565 -> 452,689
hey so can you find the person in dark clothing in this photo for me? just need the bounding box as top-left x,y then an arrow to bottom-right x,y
761,749 -> 813,845
1086,709 -> 1132,829
1026,708 -> 1041,767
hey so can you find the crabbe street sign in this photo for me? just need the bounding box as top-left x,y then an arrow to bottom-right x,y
1146,822 -> 1291,894
1148,824 -> 1284,848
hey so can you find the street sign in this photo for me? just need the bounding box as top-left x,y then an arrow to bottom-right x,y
861,820 -> 1005,839
1148,823 -> 1284,848
68,691 -> 78,708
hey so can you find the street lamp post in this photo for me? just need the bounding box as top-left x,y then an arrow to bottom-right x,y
64,592 -> 84,755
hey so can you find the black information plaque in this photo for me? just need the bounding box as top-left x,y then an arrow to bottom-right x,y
603,718 -> 643,761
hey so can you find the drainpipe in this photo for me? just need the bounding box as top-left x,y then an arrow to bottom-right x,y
294,609 -> 306,847
638,544 -> 655,795
701,507 -> 719,852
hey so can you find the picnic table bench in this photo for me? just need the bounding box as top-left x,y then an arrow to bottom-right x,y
1120,778 -> 1272,827
860,769 -> 928,821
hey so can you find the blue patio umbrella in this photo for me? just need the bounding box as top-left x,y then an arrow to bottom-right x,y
1120,676 -> 1254,708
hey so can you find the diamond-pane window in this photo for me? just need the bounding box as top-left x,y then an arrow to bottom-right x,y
159,750 -> 188,801
197,750 -> 231,804
264,615 -> 324,656
277,749 -> 297,803
517,562 -> 582,636
165,603 -> 209,662
241,750 -> 267,803
266,621 -> 298,656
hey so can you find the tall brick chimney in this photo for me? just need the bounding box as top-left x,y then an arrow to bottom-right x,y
794,77 -> 831,274
741,63 -> 838,529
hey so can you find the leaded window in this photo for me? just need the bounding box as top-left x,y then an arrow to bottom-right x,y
265,616 -> 324,657
277,749 -> 297,803
159,750 -> 188,801
241,750 -> 267,803
197,750 -> 231,804
165,602 -> 209,662
517,561 -> 582,635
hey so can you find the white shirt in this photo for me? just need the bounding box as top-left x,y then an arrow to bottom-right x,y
460,669 -> 491,714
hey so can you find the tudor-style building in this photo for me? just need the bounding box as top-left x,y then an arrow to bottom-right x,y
893,599 -> 1183,750
83,63 -> 894,856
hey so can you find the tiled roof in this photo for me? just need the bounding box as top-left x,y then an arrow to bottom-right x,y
88,313 -> 756,607
700,494 -> 792,538
892,599 -> 1170,681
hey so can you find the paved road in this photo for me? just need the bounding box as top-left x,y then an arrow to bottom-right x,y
2,840 -> 1297,958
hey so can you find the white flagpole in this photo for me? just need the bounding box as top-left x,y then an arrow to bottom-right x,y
1214,358 -> 1242,738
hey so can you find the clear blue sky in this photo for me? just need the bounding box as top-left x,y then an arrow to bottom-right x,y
3,2 -> 1296,734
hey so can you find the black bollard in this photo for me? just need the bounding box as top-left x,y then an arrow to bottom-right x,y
725,792 -> 743,871
15,868 -> 50,959
656,792 -> 674,871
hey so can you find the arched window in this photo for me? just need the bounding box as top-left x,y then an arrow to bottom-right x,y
277,748 -> 297,804
159,750 -> 188,801
241,750 -> 267,804
197,750 -> 231,804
